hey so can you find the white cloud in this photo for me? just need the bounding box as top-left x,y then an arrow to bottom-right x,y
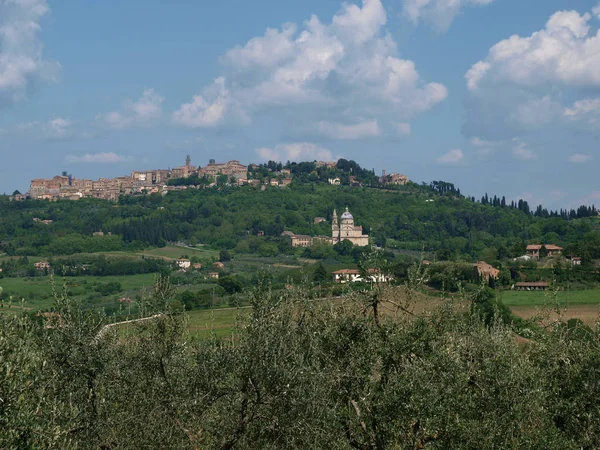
99,89 -> 164,130
172,77 -> 249,128
255,142 -> 335,162
569,153 -> 593,163
179,0 -> 446,131
65,152 -> 131,164
469,136 -> 500,157
594,4 -> 600,19
466,10 -> 600,92
464,6 -> 600,139
513,141 -> 537,160
437,149 -> 464,164
395,122 -> 411,136
316,119 -> 381,139
0,0 -> 60,106
564,98 -> 600,125
403,0 -> 495,33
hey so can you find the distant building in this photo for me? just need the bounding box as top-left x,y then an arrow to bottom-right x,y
380,170 -> 409,186
526,244 -> 563,259
513,282 -> 549,291
314,217 -> 326,224
207,272 -> 220,280
198,160 -> 247,181
332,208 -> 369,247
332,268 -> 391,284
34,261 -> 51,270
290,235 -> 312,248
175,259 -> 191,271
212,261 -> 225,270
570,256 -> 582,266
474,261 -> 500,281
328,178 -> 341,185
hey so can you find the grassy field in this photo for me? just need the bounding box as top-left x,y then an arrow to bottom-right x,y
501,289 -> 600,306
0,244 -> 219,263
0,274 -> 157,311
186,307 -> 250,339
511,304 -> 600,326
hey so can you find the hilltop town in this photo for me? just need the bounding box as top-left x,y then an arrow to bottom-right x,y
13,157 -> 409,201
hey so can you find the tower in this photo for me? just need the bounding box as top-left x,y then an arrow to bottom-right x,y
186,154 -> 191,167
332,208 -> 339,242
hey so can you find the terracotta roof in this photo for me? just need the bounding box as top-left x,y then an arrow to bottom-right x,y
526,244 -> 563,251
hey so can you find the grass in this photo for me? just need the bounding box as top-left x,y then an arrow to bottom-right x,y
186,307 -> 250,339
0,274 -> 157,311
501,289 -> 600,307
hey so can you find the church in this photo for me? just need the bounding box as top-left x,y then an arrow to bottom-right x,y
331,207 -> 370,247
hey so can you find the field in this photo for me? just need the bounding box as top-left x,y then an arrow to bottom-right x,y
0,274 -> 157,311
0,244 -> 219,263
501,289 -> 600,325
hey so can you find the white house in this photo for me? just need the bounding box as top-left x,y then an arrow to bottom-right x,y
175,259 -> 191,271
332,268 -> 392,284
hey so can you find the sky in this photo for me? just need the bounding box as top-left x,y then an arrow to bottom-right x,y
1,0 -> 600,209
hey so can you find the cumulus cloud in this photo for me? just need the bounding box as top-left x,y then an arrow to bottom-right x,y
437,149 -> 464,164
513,141 -> 537,160
464,6 -> 600,139
316,119 -> 381,139
178,0 -> 446,132
0,0 -> 60,106
403,0 -> 495,33
65,152 -> 131,164
255,142 -> 335,162
466,10 -> 600,92
99,89 -> 164,130
172,77 -> 249,128
569,153 -> 593,163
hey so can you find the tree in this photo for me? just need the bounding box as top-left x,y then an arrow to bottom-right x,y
218,276 -> 243,295
219,249 -> 232,262
313,262 -> 328,282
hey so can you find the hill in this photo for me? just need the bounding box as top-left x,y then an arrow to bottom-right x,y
1,175 -> 600,264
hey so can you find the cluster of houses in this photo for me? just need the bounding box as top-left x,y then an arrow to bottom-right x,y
174,259 -> 224,280
22,158 -> 252,201
14,156 -> 411,202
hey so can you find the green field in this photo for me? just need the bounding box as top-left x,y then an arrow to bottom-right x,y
501,289 -> 600,307
0,244 -> 219,263
186,307 -> 249,339
0,274 -> 156,311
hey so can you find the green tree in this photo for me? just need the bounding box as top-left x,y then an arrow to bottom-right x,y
313,262 -> 328,282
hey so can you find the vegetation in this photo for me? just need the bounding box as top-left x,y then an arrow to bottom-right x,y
2,167 -> 599,267
4,271 -> 600,448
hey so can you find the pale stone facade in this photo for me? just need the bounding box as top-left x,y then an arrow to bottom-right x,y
331,208 -> 369,247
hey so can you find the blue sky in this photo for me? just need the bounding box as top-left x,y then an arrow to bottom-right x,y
1,0 -> 600,209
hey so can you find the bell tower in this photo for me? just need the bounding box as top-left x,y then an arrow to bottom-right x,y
332,208 -> 339,242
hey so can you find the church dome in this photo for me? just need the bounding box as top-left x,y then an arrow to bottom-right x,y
341,207 -> 353,220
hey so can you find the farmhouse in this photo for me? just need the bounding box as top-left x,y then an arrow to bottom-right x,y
175,259 -> 191,271
526,244 -> 563,259
34,261 -> 51,270
332,268 -> 391,284
474,261 -> 499,281
513,282 -> 549,291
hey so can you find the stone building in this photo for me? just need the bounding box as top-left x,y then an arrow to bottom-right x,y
198,159 -> 247,181
331,208 -> 369,247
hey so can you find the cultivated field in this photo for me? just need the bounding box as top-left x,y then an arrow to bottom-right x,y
502,289 -> 600,325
